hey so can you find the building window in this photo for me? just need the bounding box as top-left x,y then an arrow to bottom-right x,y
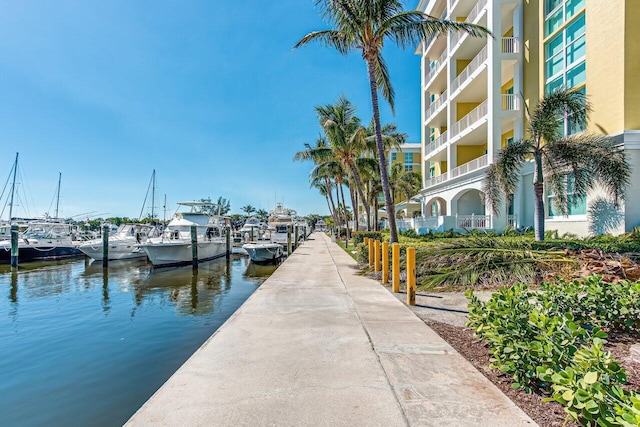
431,202 -> 438,217
404,153 -> 413,164
429,165 -> 436,178
544,12 -> 585,94
545,0 -> 585,37
506,137 -> 514,146
404,165 -> 413,171
547,174 -> 587,216
391,152 -> 397,161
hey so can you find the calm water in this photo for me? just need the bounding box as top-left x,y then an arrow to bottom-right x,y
0,255 -> 276,426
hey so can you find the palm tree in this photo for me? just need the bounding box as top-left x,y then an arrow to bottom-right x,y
483,88 -> 630,241
215,197 -> 231,215
241,205 -> 256,216
389,162 -> 421,202
315,96 -> 373,231
295,0 -> 490,243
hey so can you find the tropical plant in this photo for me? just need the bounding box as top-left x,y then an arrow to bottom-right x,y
295,0 -> 489,243
315,96 -> 377,231
215,196 -> 231,215
255,209 -> 269,223
241,205 -> 256,216
483,88 -> 631,241
389,162 -> 421,203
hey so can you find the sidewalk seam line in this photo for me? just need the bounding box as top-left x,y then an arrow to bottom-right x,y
323,235 -> 411,427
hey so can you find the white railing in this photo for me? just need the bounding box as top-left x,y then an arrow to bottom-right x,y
425,130 -> 448,157
424,48 -> 448,84
424,172 -> 449,188
425,90 -> 447,121
507,215 -> 517,228
501,37 -> 519,54
457,214 -> 492,229
423,9 -> 448,53
451,99 -> 488,138
450,0 -> 488,47
502,94 -> 520,111
451,45 -> 488,93
396,219 -> 413,230
450,154 -> 488,179
415,217 -> 439,230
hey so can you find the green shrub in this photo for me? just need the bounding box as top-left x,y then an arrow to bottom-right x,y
351,231 -> 382,245
467,276 -> 640,425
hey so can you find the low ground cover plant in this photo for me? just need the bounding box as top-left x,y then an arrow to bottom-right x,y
467,276 -> 640,426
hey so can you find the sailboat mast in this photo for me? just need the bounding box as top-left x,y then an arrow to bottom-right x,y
55,172 -> 61,218
8,153 -> 18,221
151,169 -> 156,220
163,194 -> 167,224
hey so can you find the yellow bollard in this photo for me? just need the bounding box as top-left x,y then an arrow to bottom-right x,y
407,247 -> 416,306
381,242 -> 389,284
364,237 -> 369,246
368,238 -> 374,266
374,240 -> 381,272
392,243 -> 400,293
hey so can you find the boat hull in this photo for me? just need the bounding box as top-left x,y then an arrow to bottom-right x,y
78,242 -> 147,261
242,243 -> 283,264
0,244 -> 83,263
142,241 -> 227,267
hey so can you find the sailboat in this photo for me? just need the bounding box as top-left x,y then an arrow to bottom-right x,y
0,156 -> 84,263
77,170 -> 161,261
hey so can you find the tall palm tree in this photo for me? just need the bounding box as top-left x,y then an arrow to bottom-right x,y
241,205 -> 256,216
316,96 -> 372,231
295,0 -> 490,243
483,88 -> 630,241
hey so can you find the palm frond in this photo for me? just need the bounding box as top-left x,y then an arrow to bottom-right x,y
482,139 -> 533,213
293,29 -> 354,55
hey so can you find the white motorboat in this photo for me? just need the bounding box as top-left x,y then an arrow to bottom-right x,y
235,217 -> 270,244
268,203 -> 297,244
77,223 -> 160,261
0,221 -> 84,263
242,242 -> 284,264
141,200 -> 228,267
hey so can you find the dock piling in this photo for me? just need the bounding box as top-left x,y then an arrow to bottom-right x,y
102,224 -> 109,268
287,225 -> 292,256
226,226 -> 231,259
10,223 -> 18,269
294,226 -> 299,250
392,243 -> 400,293
407,247 -> 416,306
191,225 -> 198,270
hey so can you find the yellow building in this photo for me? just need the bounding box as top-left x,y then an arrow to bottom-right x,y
413,0 -> 640,236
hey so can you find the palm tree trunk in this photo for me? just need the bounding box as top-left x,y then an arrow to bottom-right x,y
347,163 -> 371,232
366,59 -> 397,242
325,178 -> 339,228
533,155 -> 545,241
339,183 -> 350,241
349,186 -> 358,232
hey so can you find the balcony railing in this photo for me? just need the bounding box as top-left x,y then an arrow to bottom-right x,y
507,215 -> 517,228
415,217 -> 439,230
450,0 -> 488,47
425,89 -> 447,121
502,94 -> 520,111
424,48 -> 448,85
501,37 -> 519,54
457,214 -> 492,229
425,130 -> 448,157
396,219 -> 413,230
451,99 -> 488,139
451,45 -> 488,93
450,154 -> 488,179
424,172 -> 449,188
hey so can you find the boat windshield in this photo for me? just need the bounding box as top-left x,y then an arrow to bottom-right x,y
23,224 -> 70,239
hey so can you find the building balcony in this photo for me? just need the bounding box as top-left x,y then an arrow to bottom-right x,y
456,213 -> 492,229
423,48 -> 448,88
424,89 -> 447,124
450,99 -> 488,141
501,37 -> 520,54
424,172 -> 449,189
449,0 -> 487,50
450,154 -> 488,179
502,94 -> 520,112
424,130 -> 449,159
451,45 -> 488,95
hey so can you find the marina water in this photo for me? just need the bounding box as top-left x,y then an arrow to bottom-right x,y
0,255 -> 275,426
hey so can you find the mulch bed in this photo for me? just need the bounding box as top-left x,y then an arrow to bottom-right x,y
426,321 -> 640,427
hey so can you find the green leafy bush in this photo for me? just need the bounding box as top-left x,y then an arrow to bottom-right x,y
467,276 -> 640,425
351,231 -> 382,245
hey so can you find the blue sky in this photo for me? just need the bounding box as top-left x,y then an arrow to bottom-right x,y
0,0 -> 421,220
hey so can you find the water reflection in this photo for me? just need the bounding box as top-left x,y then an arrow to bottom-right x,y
0,254 -> 277,427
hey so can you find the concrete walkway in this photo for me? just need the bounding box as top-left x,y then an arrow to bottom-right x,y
127,233 -> 535,426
